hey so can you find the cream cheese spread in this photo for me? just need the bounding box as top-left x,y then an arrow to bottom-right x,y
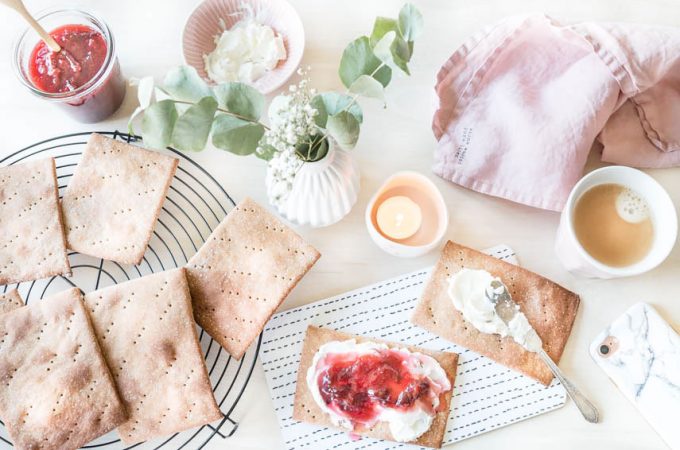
448,268 -> 542,352
203,19 -> 287,84
306,339 -> 451,442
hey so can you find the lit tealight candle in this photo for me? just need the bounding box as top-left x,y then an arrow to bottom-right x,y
376,196 -> 422,240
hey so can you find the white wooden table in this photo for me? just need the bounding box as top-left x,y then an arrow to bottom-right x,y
1,0 -> 679,449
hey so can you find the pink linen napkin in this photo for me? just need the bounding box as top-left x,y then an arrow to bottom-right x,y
432,14 -> 680,211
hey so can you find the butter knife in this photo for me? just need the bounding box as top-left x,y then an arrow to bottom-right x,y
486,280 -> 600,423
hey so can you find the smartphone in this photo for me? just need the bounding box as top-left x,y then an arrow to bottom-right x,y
590,303 -> 680,449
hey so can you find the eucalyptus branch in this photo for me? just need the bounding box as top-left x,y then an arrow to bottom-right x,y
130,3 -> 422,161
173,100 -> 270,130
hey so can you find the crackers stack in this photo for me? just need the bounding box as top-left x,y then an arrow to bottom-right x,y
84,269 -> 222,444
0,134 -> 326,446
0,134 -> 178,286
0,288 -> 126,450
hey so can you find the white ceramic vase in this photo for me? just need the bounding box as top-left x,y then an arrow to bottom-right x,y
267,143 -> 360,227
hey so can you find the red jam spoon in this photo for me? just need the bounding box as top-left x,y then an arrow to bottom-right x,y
1,0 -> 61,52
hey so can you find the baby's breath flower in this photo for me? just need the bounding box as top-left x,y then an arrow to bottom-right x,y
264,68 -> 320,207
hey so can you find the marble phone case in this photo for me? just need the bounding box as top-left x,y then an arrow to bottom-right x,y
590,303 -> 680,449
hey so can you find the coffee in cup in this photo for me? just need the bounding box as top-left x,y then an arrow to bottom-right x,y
572,183 -> 653,267
555,166 -> 677,279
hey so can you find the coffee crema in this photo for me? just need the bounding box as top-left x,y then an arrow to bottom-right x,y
573,183 -> 654,267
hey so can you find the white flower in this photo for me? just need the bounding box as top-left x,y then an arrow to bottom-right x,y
263,67 -> 322,208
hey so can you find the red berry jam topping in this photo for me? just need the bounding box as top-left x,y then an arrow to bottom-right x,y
29,24 -> 108,94
313,346 -> 449,429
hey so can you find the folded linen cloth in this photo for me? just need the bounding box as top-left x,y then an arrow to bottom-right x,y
432,14 -> 680,211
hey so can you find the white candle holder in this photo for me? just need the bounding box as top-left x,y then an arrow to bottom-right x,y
365,171 -> 448,258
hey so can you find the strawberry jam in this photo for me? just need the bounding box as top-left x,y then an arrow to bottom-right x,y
317,349 -> 436,425
19,16 -> 126,123
29,24 -> 107,94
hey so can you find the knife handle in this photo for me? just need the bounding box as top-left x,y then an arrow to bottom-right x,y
539,349 -> 600,423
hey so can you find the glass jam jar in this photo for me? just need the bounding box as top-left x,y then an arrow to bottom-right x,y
13,8 -> 126,123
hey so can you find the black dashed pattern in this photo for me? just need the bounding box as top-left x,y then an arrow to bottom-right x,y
260,245 -> 566,449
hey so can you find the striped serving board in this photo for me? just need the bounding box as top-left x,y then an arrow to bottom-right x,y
261,245 -> 566,449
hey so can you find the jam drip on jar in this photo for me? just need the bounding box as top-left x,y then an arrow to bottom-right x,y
317,350 -> 436,426
29,24 -> 108,94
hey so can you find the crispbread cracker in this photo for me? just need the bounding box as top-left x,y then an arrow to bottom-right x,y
292,326 -> 457,449
0,287 -> 126,450
83,269 -> 222,444
0,289 -> 23,315
0,157 -> 70,284
186,198 -> 320,359
61,133 -> 178,265
411,241 -> 580,385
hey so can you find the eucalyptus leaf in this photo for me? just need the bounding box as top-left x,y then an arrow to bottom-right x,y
391,34 -> 412,74
170,96 -> 218,152
163,66 -> 213,103
374,31 -> 397,63
212,114 -> 265,156
370,17 -> 399,46
339,36 -> 392,89
213,82 -> 265,120
154,86 -> 172,101
128,76 -> 155,134
140,100 -> 178,150
374,31 -> 411,75
255,144 -> 277,161
398,3 -> 424,41
310,92 -> 363,128
348,75 -> 385,104
137,76 -> 155,108
327,111 -> 360,149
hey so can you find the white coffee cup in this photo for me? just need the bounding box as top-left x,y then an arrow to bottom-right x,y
555,166 -> 677,278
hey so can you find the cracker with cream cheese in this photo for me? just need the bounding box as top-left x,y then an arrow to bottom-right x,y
411,241 -> 580,385
293,325 -> 457,449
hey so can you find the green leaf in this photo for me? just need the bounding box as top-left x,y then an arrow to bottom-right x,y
339,36 -> 392,89
348,75 -> 385,104
163,66 -> 213,103
296,134 -> 329,162
374,31 -> 411,75
140,100 -> 178,149
310,93 -> 363,128
391,34 -> 412,74
213,82 -> 265,120
370,17 -> 399,46
170,96 -> 218,151
327,111 -> 360,149
255,144 -> 277,161
211,114 -> 265,156
128,76 -> 155,134
374,31 -> 396,63
398,3 -> 424,41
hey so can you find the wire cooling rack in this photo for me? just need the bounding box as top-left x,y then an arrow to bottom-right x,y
0,130 -> 261,449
